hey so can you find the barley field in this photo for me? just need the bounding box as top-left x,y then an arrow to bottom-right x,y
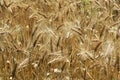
0,0 -> 120,80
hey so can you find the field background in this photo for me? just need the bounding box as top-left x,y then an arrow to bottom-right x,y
0,0 -> 120,80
